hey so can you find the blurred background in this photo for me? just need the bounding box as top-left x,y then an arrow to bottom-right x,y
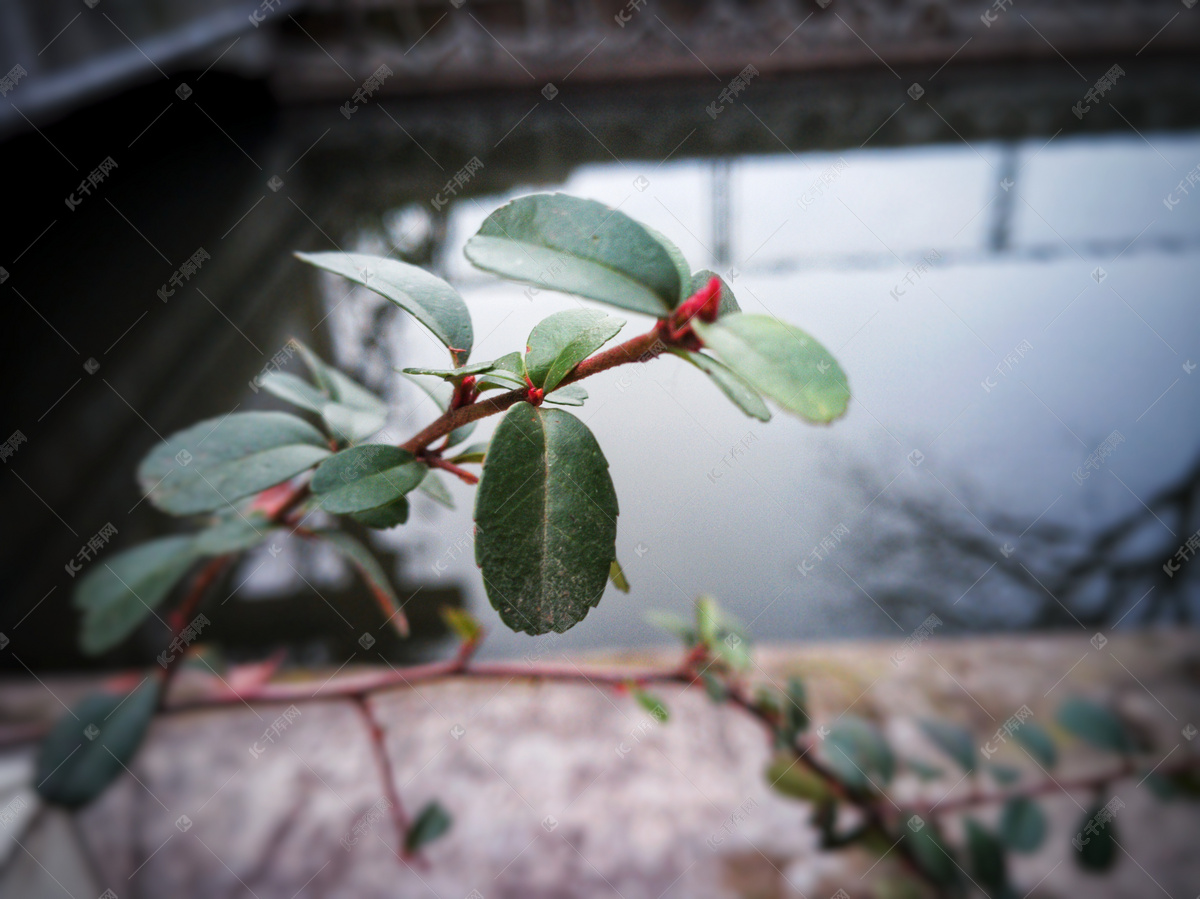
2,0 -> 1199,672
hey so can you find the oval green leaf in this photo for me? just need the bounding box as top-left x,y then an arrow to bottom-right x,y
1000,796 -> 1047,853
137,412 -> 331,516
822,716 -> 895,790
1013,719 -> 1058,769
36,681 -> 161,808
311,445 -> 425,515
1057,698 -> 1133,754
296,252 -> 473,364
918,718 -> 976,773
463,193 -> 681,316
74,536 -> 199,655
673,349 -> 770,421
694,313 -> 849,423
474,403 -> 619,635
1074,803 -> 1117,871
525,308 -> 625,392
965,818 -> 1008,893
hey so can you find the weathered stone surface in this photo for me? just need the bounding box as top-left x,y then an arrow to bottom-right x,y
1,631 -> 1197,898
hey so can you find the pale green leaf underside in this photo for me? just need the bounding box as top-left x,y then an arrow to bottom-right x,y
463,193 -> 680,317
296,251 -> 473,364
695,314 -> 849,423
673,349 -> 769,421
137,412 -> 330,516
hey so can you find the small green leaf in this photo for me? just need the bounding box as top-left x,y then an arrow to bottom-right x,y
525,308 -> 625,392
672,349 -> 770,421
987,763 -> 1021,786
965,818 -> 1008,894
261,342 -> 388,443
316,530 -> 408,637
351,496 -> 410,529
693,314 -> 849,423
782,677 -> 810,741
192,513 -> 273,555
1057,698 -> 1133,754
74,536 -> 199,655
138,412 -> 331,516
645,611 -> 695,645
766,754 -> 831,802
905,758 -> 944,781
440,606 -> 482,643
544,383 -> 588,406
474,403 -> 618,635
401,358 -> 502,380
632,688 -> 668,722
823,717 -> 895,790
688,270 -> 740,316
417,469 -> 455,510
695,596 -> 720,645
904,816 -> 957,885
311,445 -> 425,515
609,559 -> 630,593
1074,803 -> 1117,871
449,442 -> 488,465
1013,719 -> 1058,769
1000,796 -> 1047,853
36,681 -> 161,808
701,671 -> 727,703
296,251 -> 473,364
919,718 -> 977,773
405,800 -> 452,852
463,193 -> 681,316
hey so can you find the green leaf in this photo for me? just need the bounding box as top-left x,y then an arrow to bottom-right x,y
417,469 -> 455,510
632,689 -> 668,722
544,383 -> 588,406
525,308 -> 625,392
609,559 -> 630,593
695,595 -> 720,645
36,681 -> 161,808
701,671 -> 727,703
987,763 -> 1021,786
1013,720 -> 1058,769
694,314 -> 850,423
645,611 -> 695,645
311,445 -> 425,515
672,349 -> 770,421
919,718 -> 976,773
463,193 -> 681,316
192,513 -> 273,555
401,358 -> 502,380
688,270 -> 740,317
405,800 -> 452,852
74,536 -> 199,655
823,717 -> 895,790
1000,796 -> 1047,853
296,251 -> 473,364
782,677 -> 810,741
261,342 -> 388,443
351,496 -> 410,529
765,754 -> 831,802
449,442 -> 488,465
904,816 -> 957,885
1074,803 -> 1117,871
1057,698 -> 1133,754
965,818 -> 1008,894
316,530 -> 408,637
474,403 -> 619,635
138,412 -> 331,516
905,758 -> 944,781
440,606 -> 482,643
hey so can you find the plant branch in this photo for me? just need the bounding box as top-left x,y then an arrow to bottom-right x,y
399,327 -> 668,455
